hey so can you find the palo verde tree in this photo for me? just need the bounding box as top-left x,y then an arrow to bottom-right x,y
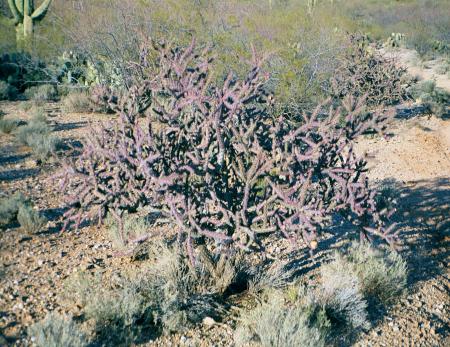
7,0 -> 52,51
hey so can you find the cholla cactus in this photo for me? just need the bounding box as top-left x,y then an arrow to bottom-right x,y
332,34 -> 406,107
58,39 -> 398,263
7,0 -> 52,51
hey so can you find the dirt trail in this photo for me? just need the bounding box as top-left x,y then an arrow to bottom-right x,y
355,116 -> 450,183
382,47 -> 450,93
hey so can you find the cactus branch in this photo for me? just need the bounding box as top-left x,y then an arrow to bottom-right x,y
7,0 -> 22,24
32,0 -> 52,21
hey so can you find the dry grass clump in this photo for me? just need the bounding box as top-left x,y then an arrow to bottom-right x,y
61,91 -> 93,113
24,84 -> 58,104
0,80 -> 17,100
248,261 -> 297,294
0,192 -> 47,233
235,242 -> 407,346
106,213 -> 151,251
64,270 -> 155,345
0,193 -> 24,227
235,290 -> 328,347
0,111 -> 18,134
28,313 -> 88,347
63,242 -> 240,343
16,108 -> 61,162
338,242 -> 407,305
17,203 -> 47,234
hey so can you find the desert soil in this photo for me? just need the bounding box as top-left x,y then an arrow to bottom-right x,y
0,80 -> 449,346
382,47 -> 450,93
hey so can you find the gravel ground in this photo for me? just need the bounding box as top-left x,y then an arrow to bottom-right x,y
0,100 -> 449,346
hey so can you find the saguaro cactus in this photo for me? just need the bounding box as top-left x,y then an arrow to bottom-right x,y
8,0 -> 52,51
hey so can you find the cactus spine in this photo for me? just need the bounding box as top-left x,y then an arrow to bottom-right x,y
7,0 -> 52,51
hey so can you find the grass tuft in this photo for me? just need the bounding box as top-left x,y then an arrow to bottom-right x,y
17,203 -> 47,234
16,108 -> 61,162
28,313 -> 88,347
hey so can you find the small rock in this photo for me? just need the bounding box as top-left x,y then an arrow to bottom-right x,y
202,317 -> 216,326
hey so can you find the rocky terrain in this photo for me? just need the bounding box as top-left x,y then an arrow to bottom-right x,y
0,96 -> 448,346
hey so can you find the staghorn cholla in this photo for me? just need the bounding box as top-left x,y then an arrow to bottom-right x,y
57,39 -> 398,260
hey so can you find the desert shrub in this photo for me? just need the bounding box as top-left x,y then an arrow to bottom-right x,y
435,60 -> 450,75
149,244 -> 226,333
332,34 -> 406,108
0,117 -> 18,134
64,242 -> 231,342
0,192 -> 25,227
235,291 -> 328,347
16,109 -> 60,162
0,80 -> 17,100
28,313 -> 88,347
248,261 -> 297,294
409,80 -> 450,118
24,84 -> 58,103
64,270 -> 155,345
61,90 -> 92,113
0,53 -> 50,92
323,242 -> 407,305
347,243 -> 407,304
58,40 -> 397,271
106,213 -> 151,250
90,84 -> 117,113
319,262 -> 370,333
17,203 -> 47,234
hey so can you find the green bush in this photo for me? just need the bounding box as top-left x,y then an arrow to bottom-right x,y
17,204 -> 47,234
28,313 -> 88,347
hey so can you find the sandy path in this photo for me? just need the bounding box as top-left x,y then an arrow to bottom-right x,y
382,47 -> 450,93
